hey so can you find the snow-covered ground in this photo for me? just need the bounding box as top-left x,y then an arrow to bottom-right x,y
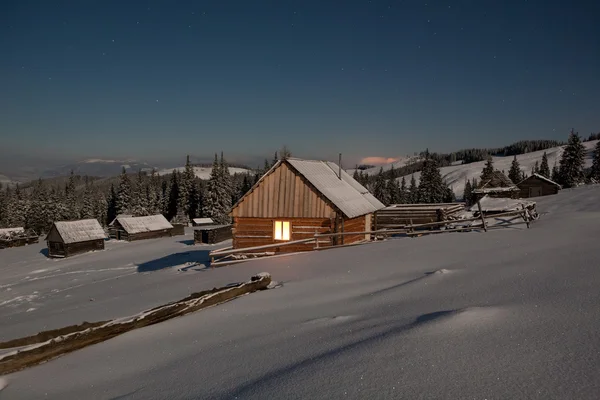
347,155 -> 422,176
157,166 -> 251,179
2,185 -> 600,399
400,140 -> 598,199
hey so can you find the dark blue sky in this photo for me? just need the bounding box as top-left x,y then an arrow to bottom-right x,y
1,0 -> 599,166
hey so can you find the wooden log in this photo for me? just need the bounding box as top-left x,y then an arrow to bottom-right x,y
476,200 -> 488,232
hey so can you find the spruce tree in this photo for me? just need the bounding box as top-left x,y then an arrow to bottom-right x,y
590,140 -> 600,182
0,183 -> 5,228
480,156 -> 494,182
94,192 -> 108,226
551,163 -> 559,182
352,167 -> 360,181
80,176 -> 96,219
220,152 -> 233,218
418,158 -> 446,203
532,161 -> 539,175
463,179 -> 473,206
106,184 -> 118,224
147,169 -> 160,214
373,167 -> 390,205
132,170 -> 149,217
26,179 -> 50,233
539,152 -> 550,178
203,154 -> 228,224
558,130 -> 586,188
408,174 -> 418,204
387,166 -> 399,204
167,170 -> 180,220
280,145 -> 291,160
398,176 -> 408,204
65,170 -> 78,220
508,156 -> 522,184
116,167 -> 132,215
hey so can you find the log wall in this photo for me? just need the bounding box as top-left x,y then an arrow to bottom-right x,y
48,239 -> 104,258
232,162 -> 335,219
517,176 -> 560,198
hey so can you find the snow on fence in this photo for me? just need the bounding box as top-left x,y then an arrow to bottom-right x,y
209,203 -> 537,267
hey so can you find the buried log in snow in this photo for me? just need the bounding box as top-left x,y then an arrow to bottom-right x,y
0,272 -> 272,375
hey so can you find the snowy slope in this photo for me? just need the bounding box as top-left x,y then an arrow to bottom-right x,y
2,185 -> 600,399
400,140 -> 598,199
157,166 -> 251,179
346,155 -> 422,176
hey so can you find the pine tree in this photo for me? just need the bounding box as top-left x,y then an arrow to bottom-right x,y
551,163 -> 559,182
418,158 -> 446,203
167,170 -> 180,220
558,130 -> 586,188
220,152 -> 233,218
147,169 -> 161,214
26,179 -> 50,233
239,174 -> 252,198
80,176 -> 96,219
65,170 -> 78,220
443,184 -> 456,203
480,157 -> 494,182
373,167 -> 390,205
94,192 -> 108,226
508,156 -> 522,184
539,152 -> 550,178
0,183 -> 6,228
106,184 -> 118,224
590,140 -> 600,182
408,174 -> 418,204
532,161 -> 539,175
398,176 -> 408,204
131,170 -> 149,217
48,186 -> 68,225
203,153 -> 229,224
179,155 -> 195,217
272,151 -> 279,166
463,179 -> 473,206
280,145 -> 291,160
116,167 -> 132,215
352,167 -> 360,181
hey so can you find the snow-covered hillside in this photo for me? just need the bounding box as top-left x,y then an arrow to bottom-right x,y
399,140 -> 598,199
347,155 -> 422,176
157,166 -> 252,179
2,185 -> 600,399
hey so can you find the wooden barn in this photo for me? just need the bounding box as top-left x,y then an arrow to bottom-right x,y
517,173 -> 561,198
472,170 -> 520,202
108,214 -> 173,241
229,157 -> 385,253
0,227 -> 39,249
45,219 -> 107,258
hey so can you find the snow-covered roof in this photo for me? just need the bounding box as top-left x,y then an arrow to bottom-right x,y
287,158 -> 385,219
113,215 -> 173,234
518,173 -> 562,188
47,219 -> 107,244
469,195 -> 536,213
472,186 -> 520,194
192,218 -> 214,225
0,227 -> 25,236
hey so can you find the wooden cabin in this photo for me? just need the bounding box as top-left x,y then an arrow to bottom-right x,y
229,158 -> 385,253
108,214 -> 173,241
472,170 -> 520,202
517,173 -> 561,198
194,224 -> 232,245
45,219 -> 106,258
0,227 -> 39,249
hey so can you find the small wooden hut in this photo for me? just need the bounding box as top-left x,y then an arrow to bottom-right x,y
229,157 -> 385,253
517,173 -> 561,198
0,228 -> 39,249
45,219 -> 107,258
108,215 -> 173,241
194,224 -> 232,245
472,170 -> 520,202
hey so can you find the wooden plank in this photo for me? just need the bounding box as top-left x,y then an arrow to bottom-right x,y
477,200 -> 488,232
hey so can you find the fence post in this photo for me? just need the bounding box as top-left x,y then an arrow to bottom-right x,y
476,200 -> 488,232
314,231 -> 319,249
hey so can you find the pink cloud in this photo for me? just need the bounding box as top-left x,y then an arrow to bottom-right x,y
360,156 -> 399,165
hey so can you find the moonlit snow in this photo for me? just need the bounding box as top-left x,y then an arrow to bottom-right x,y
1,185 -> 600,399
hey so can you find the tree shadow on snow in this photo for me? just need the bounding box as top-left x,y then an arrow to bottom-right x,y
39,248 -> 49,258
136,250 -> 211,273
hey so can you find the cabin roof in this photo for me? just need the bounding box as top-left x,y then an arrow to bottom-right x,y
46,219 -> 106,244
518,173 -> 562,188
473,170 -> 519,193
469,195 -> 536,213
231,158 -> 384,219
0,227 -> 25,236
112,214 -> 173,234
192,218 -> 214,225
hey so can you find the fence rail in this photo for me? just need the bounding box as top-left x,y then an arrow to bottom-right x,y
209,206 -> 536,266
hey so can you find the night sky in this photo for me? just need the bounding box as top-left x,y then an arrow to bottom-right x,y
1,0 -> 599,166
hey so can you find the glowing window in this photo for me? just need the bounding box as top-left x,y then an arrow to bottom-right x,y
274,221 -> 290,241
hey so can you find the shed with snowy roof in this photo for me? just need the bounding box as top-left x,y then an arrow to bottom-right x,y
472,170 -> 520,202
108,214 -> 173,241
229,157 -> 385,253
45,219 -> 107,258
517,173 -> 561,198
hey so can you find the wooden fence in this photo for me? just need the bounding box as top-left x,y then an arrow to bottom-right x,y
209,203 -> 536,267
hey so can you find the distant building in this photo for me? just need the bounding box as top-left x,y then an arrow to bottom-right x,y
108,215 -> 173,241
0,227 -> 39,249
229,157 -> 385,253
45,219 -> 106,258
472,170 -> 520,202
517,173 -> 561,198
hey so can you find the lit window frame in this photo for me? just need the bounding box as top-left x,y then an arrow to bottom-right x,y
273,220 -> 291,241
